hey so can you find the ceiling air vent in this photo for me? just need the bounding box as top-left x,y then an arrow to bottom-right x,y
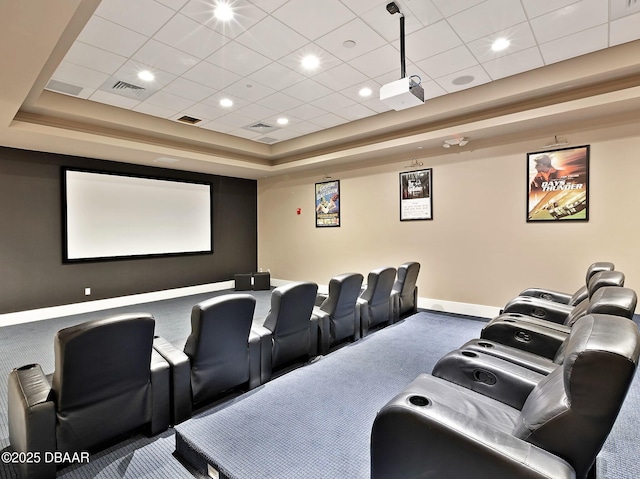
45,79 -> 83,96
256,136 -> 279,144
111,80 -> 146,95
177,115 -> 202,125
98,76 -> 156,101
243,122 -> 279,134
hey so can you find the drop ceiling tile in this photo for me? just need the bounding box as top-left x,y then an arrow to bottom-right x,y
282,79 -> 334,102
199,118 -> 238,134
278,44 -> 343,75
405,21 -> 463,63
611,0 -> 640,20
247,0 -> 288,14
336,103 -> 376,121
610,11 -> 640,46
430,0 -> 484,17
51,61 -> 110,89
219,79 -> 276,103
482,47 -> 544,80
340,0 -> 390,16
181,0 -> 267,39
248,63 -> 305,91
415,45 -> 478,79
421,79 -> 448,100
62,42 -> 127,76
467,22 -> 537,63
313,63 -> 369,91
283,103 -> 329,121
447,0 -> 527,43
257,92 -> 304,112
179,101 -> 230,121
133,101 -> 177,118
94,0 -> 175,37
350,45 -> 400,78
286,120 -> 324,135
315,18 -> 387,62
235,16 -> 309,61
182,61 -> 243,90
402,0 -> 444,27
156,0 -> 189,10
163,77 -> 217,102
272,0 -> 355,41
359,4 -> 424,43
339,80 -> 383,104
226,127 -> 263,140
235,103 -> 279,122
530,0 -> 608,44
76,16 -> 149,57
112,60 -> 177,89
435,65 -> 491,93
89,89 -> 142,109
153,14 -> 227,59
310,112 -> 350,128
133,39 -> 200,76
206,41 -> 272,77
260,128 -> 299,141
145,90 -> 196,110
521,0 -> 580,19
311,92 -> 356,111
539,24 -> 608,64
214,112 -> 259,128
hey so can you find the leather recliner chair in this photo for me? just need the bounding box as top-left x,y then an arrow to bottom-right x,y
8,314 -> 170,479
153,294 -> 260,425
313,272 -> 364,355
371,313 -> 640,479
480,285 -> 636,358
390,261 -> 420,322
516,261 -> 614,306
358,266 -> 397,337
252,282 -> 319,384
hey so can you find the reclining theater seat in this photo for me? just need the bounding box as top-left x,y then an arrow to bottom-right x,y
8,314 -> 170,479
517,261 -> 614,306
390,261 -> 420,322
153,294 -> 260,425
480,285 -> 637,359
371,313 -> 640,479
313,272 -> 364,355
358,266 -> 397,337
252,282 -> 319,384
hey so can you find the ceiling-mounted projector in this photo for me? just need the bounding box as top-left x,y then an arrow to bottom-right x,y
380,2 -> 425,111
380,76 -> 424,111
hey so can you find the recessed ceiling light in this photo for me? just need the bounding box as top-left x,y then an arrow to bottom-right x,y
220,98 -> 233,107
301,54 -> 320,70
214,1 -> 234,21
137,70 -> 155,82
359,87 -> 372,97
277,117 -> 289,125
491,37 -> 510,52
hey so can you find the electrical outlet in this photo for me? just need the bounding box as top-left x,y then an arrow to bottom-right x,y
84,287 -> 91,296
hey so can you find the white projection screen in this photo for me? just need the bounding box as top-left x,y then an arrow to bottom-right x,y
63,168 -> 213,262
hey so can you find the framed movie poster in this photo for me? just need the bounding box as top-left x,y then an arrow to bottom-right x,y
527,145 -> 589,222
315,180 -> 340,227
400,169 -> 432,221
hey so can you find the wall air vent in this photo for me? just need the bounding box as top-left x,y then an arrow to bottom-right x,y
177,115 -> 202,125
243,122 -> 279,134
45,79 -> 83,96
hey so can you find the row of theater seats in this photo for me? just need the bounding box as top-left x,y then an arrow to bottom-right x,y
7,262 -> 420,479
371,262 -> 640,479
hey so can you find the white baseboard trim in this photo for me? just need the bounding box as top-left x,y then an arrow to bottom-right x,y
0,281 -> 234,328
418,297 -> 499,319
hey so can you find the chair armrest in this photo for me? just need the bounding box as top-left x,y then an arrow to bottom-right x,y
356,297 -> 370,337
149,349 -> 171,434
502,296 -> 573,324
248,330 -> 262,389
314,293 -> 328,307
432,350 -> 546,409
390,291 -> 400,324
480,314 -> 570,359
153,336 -> 192,425
371,374 -> 576,479
313,308 -> 331,355
251,324 -> 273,384
460,339 -> 557,375
7,364 -> 57,479
518,288 -> 572,304
309,313 -> 319,358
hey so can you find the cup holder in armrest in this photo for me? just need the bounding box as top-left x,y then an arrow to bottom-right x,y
408,395 -> 431,407
477,341 -> 493,348
461,350 -> 478,358
503,319 -> 516,323
16,363 -> 39,371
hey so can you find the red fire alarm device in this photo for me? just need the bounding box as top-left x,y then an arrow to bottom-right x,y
296,208 -> 301,215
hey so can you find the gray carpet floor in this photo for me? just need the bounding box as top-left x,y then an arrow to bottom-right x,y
0,292 -> 638,478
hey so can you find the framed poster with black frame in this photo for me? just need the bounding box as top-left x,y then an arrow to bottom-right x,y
315,179 -> 340,227
400,168 -> 432,221
527,145 -> 589,222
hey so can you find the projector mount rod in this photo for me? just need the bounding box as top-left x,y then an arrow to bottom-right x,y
386,2 -> 406,79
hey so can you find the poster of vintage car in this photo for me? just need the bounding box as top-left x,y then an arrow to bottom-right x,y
527,145 -> 589,222
400,169 -> 432,221
315,180 -> 340,227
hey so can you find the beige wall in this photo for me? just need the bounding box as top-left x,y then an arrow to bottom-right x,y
258,122 -> 640,316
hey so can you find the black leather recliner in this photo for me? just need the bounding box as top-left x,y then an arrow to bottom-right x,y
480,285 -> 636,358
8,314 -> 170,479
252,282 -> 319,384
358,266 -> 397,337
516,261 -> 614,306
153,294 -> 260,425
371,313 -> 640,479
313,272 -> 364,355
390,261 -> 420,322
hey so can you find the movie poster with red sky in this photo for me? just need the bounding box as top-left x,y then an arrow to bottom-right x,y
527,145 -> 589,222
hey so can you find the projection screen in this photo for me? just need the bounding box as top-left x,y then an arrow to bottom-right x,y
63,168 -> 213,262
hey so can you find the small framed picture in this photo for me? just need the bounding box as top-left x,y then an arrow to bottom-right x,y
315,180 -> 340,227
527,145 -> 589,222
400,169 -> 432,221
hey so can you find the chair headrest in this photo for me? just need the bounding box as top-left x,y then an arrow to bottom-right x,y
587,271 -> 624,297
585,262 -> 614,284
587,286 -> 637,319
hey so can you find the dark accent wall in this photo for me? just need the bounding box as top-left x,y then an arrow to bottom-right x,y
0,146 -> 257,314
